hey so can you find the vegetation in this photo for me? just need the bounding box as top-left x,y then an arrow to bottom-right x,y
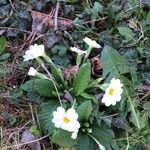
0,0 -> 150,150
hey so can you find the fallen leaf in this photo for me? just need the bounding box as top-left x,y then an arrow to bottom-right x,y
30,10 -> 73,33
91,56 -> 102,76
0,29 -> 6,35
21,130 -> 41,150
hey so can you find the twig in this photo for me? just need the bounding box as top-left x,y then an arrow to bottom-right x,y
98,113 -> 119,119
18,8 -> 55,53
29,102 -> 36,124
1,9 -> 14,24
82,17 -> 107,24
28,8 -> 55,42
139,92 -> 150,101
1,135 -> 48,150
54,0 -> 60,31
0,127 -> 3,147
0,27 -> 32,34
138,85 -> 150,91
40,63 -> 63,107
125,131 -> 130,150
19,121 -> 31,132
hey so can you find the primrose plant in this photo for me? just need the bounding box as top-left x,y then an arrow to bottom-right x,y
22,37 -> 124,150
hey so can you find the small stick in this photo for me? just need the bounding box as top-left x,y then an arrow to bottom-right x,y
98,113 -> 119,119
54,0 -> 60,31
125,131 -> 130,150
1,135 -> 48,150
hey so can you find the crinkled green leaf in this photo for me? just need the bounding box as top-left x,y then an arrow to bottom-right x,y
52,129 -> 77,148
77,134 -> 95,150
38,101 -> 59,135
92,123 -> 115,150
77,100 -> 92,121
21,79 -> 55,97
73,62 -> 91,96
112,115 -> 131,131
80,92 -> 96,102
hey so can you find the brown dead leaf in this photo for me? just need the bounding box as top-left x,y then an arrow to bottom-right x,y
30,10 -> 73,32
91,56 -> 102,76
21,130 -> 41,150
0,29 -> 6,35
128,20 -> 138,31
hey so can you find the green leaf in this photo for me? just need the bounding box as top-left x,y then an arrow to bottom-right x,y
0,53 -> 10,61
93,2 -> 103,16
77,134 -> 95,150
146,11 -> 150,25
30,126 -> 40,138
112,114 -> 131,131
92,123 -> 115,150
38,101 -> 59,135
139,112 -> 149,129
1,112 -> 16,126
0,36 -> 7,54
101,45 -> 129,80
43,54 -> 65,85
21,79 -> 55,97
77,134 -> 89,150
118,27 -> 136,42
143,101 -> 150,111
10,88 -> 23,104
73,62 -> 91,96
0,66 -> 6,77
77,100 -> 92,121
124,87 -> 140,129
51,65 -> 64,86
80,92 -> 96,102
52,129 -> 77,148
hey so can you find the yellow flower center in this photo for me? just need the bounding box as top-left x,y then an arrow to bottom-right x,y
63,117 -> 70,123
108,88 -> 115,96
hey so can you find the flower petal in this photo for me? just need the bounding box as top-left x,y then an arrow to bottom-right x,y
70,47 -> 86,55
23,44 -> 45,61
83,37 -> 101,48
71,132 -> 78,139
66,108 -> 78,121
28,67 -> 37,76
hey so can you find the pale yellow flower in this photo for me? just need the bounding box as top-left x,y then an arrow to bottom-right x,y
102,78 -> 123,106
23,44 -> 45,61
52,107 -> 80,137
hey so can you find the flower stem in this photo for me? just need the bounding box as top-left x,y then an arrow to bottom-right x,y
83,46 -> 92,63
88,134 -> 106,150
76,54 -> 82,66
43,54 -> 65,87
36,58 -> 63,107
41,64 -> 63,107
